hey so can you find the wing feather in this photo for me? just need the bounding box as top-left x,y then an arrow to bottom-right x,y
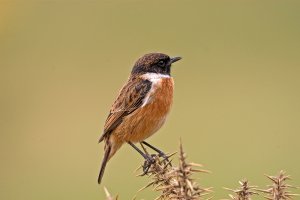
98,78 -> 152,142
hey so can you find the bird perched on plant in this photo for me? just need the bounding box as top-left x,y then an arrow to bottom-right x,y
98,53 -> 182,184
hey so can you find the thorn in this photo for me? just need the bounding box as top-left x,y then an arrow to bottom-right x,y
104,187 -> 113,200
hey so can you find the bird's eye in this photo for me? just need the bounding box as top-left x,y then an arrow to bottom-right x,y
157,60 -> 165,67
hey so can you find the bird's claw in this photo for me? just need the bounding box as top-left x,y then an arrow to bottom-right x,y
141,153 -> 172,175
158,152 -> 172,167
142,155 -> 155,175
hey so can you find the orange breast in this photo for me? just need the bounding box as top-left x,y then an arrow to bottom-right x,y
114,78 -> 174,143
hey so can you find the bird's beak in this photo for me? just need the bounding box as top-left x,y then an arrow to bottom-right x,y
170,56 -> 182,64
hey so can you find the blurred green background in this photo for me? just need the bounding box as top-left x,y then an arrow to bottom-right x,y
1,0 -> 299,199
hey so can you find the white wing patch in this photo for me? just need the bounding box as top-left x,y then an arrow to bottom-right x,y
141,73 -> 170,107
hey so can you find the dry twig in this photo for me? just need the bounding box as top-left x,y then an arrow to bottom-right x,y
257,170 -> 299,200
224,180 -> 258,200
104,187 -> 118,200
138,140 -> 212,200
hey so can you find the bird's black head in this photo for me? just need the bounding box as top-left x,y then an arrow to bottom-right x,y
131,53 -> 181,76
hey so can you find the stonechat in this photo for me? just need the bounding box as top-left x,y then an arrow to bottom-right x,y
98,53 -> 181,184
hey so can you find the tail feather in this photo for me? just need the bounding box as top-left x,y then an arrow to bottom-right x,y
98,143 -> 111,184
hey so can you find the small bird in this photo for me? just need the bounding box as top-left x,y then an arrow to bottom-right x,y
98,53 -> 181,184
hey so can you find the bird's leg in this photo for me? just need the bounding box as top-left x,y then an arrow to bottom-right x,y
141,141 -> 171,166
127,141 -> 154,175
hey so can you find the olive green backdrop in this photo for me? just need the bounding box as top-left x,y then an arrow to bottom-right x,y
0,0 -> 299,199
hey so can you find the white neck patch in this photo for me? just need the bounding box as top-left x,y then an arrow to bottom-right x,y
141,73 -> 170,107
141,73 -> 170,80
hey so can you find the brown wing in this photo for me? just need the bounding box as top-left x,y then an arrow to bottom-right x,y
98,77 -> 152,142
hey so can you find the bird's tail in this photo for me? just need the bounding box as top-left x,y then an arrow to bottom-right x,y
98,141 -> 111,184
98,138 -> 122,184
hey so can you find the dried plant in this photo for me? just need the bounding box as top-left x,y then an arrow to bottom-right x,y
138,140 -> 212,200
101,143 -> 298,200
257,170 -> 299,200
104,187 -> 118,200
224,180 -> 258,200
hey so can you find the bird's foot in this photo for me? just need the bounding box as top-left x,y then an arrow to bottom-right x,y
142,154 -> 156,175
140,141 -> 172,167
157,152 -> 172,167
